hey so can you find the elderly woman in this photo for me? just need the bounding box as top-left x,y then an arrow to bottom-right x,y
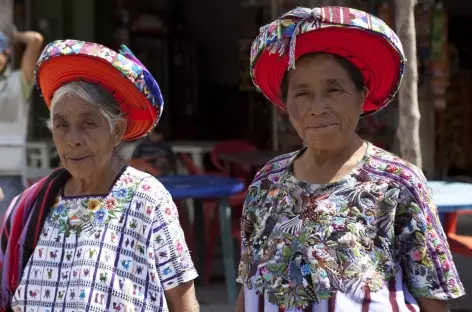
236,7 -> 465,312
0,40 -> 199,312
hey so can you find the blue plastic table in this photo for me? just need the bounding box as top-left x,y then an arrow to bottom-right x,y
159,175 -> 244,199
429,181 -> 472,224
158,175 -> 245,305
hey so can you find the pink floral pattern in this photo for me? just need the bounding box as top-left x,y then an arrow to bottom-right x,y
238,142 -> 465,310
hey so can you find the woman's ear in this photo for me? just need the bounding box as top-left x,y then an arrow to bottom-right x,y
361,87 -> 369,103
113,119 -> 127,147
359,87 -> 369,110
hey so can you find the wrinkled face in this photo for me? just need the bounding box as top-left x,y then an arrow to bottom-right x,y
51,93 -> 126,179
285,53 -> 367,151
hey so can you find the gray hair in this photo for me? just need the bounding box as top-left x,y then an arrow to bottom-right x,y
47,81 -> 128,164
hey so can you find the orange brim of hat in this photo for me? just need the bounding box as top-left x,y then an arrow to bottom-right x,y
37,55 -> 158,141
253,27 -> 403,116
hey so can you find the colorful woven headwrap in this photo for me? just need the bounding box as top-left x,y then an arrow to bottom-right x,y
250,6 -> 406,116
35,40 -> 164,141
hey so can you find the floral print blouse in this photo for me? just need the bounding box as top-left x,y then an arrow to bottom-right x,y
237,143 -> 465,311
12,166 -> 197,312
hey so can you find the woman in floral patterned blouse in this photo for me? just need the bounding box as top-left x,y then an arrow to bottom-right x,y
236,6 -> 465,312
0,40 -> 199,312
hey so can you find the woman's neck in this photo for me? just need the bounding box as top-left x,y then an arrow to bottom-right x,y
64,164 -> 122,197
305,135 -> 364,167
294,135 -> 366,184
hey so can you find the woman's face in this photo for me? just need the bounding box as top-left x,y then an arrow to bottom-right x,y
285,53 -> 367,151
51,93 -> 126,179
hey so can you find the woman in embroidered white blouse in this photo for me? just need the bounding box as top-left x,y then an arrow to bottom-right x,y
0,40 -> 199,312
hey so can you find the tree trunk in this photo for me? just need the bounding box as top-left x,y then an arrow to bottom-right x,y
395,0 -> 422,168
0,0 -> 13,33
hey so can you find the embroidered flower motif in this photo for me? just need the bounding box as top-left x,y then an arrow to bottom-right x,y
54,203 -> 66,216
50,168 -> 139,235
122,176 -> 135,185
95,209 -> 107,222
176,241 -> 184,253
141,183 -> 152,192
104,197 -> 118,210
87,199 -> 101,212
113,187 -> 129,199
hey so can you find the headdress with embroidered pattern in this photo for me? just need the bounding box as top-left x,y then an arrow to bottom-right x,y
35,40 -> 164,141
250,6 -> 406,116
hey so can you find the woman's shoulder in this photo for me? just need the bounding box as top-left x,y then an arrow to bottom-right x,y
122,166 -> 172,203
364,143 -> 428,191
251,150 -> 299,185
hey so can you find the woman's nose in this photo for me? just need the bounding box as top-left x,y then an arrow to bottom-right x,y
308,97 -> 329,115
66,127 -> 83,147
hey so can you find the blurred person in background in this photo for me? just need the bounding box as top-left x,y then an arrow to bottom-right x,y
131,129 -> 177,176
0,26 -> 43,216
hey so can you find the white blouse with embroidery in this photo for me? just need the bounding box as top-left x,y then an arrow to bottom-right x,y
12,166 -> 197,312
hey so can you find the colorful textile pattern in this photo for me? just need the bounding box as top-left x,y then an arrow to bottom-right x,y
250,6 -> 406,116
11,167 -> 197,312
0,169 -> 71,312
237,143 -> 465,311
35,40 -> 164,141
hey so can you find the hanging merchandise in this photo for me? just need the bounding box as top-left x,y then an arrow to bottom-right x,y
430,2 -> 449,110
430,1 -> 448,61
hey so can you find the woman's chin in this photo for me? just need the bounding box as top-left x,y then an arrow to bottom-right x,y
64,164 -> 94,179
304,132 -> 342,149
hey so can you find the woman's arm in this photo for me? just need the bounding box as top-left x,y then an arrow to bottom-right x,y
150,181 -> 199,310
416,298 -> 448,312
235,288 -> 244,312
11,27 -> 44,86
394,179 -> 465,308
166,281 -> 200,312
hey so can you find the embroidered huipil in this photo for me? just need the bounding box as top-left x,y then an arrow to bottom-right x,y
237,143 -> 465,312
11,166 -> 197,312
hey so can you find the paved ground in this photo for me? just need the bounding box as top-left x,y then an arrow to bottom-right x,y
196,215 -> 472,311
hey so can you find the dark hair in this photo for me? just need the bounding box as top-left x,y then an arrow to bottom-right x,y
280,53 -> 365,103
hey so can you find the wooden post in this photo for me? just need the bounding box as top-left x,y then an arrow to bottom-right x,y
395,0 -> 422,168
0,0 -> 13,33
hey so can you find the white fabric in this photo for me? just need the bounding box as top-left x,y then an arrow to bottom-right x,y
0,69 -> 31,175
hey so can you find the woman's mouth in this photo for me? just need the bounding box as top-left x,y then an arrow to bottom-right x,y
68,156 -> 90,162
306,123 -> 338,130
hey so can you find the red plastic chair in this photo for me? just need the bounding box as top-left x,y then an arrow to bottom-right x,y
179,153 -> 245,284
443,211 -> 472,256
210,140 -> 257,185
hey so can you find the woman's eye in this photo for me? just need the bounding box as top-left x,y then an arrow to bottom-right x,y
54,124 -> 66,129
328,88 -> 341,93
84,120 -> 96,126
295,91 -> 310,97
